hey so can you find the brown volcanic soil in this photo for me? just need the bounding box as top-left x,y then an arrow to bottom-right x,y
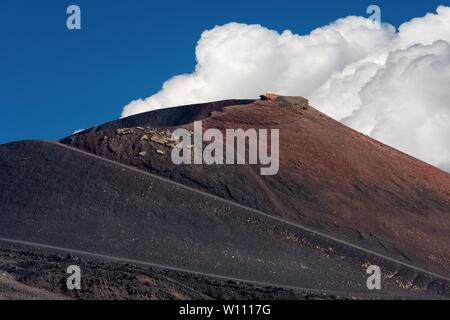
0,96 -> 449,299
61,96 -> 450,278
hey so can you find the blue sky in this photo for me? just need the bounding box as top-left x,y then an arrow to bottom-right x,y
0,0 -> 446,144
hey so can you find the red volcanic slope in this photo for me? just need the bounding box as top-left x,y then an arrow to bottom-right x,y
61,95 -> 450,278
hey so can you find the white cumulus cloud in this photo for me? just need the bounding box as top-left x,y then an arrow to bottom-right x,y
122,6 -> 450,171
73,129 -> 85,134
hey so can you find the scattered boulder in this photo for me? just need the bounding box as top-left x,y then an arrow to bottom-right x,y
260,93 -> 280,101
150,135 -> 166,145
150,130 -> 177,148
116,128 -> 133,135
